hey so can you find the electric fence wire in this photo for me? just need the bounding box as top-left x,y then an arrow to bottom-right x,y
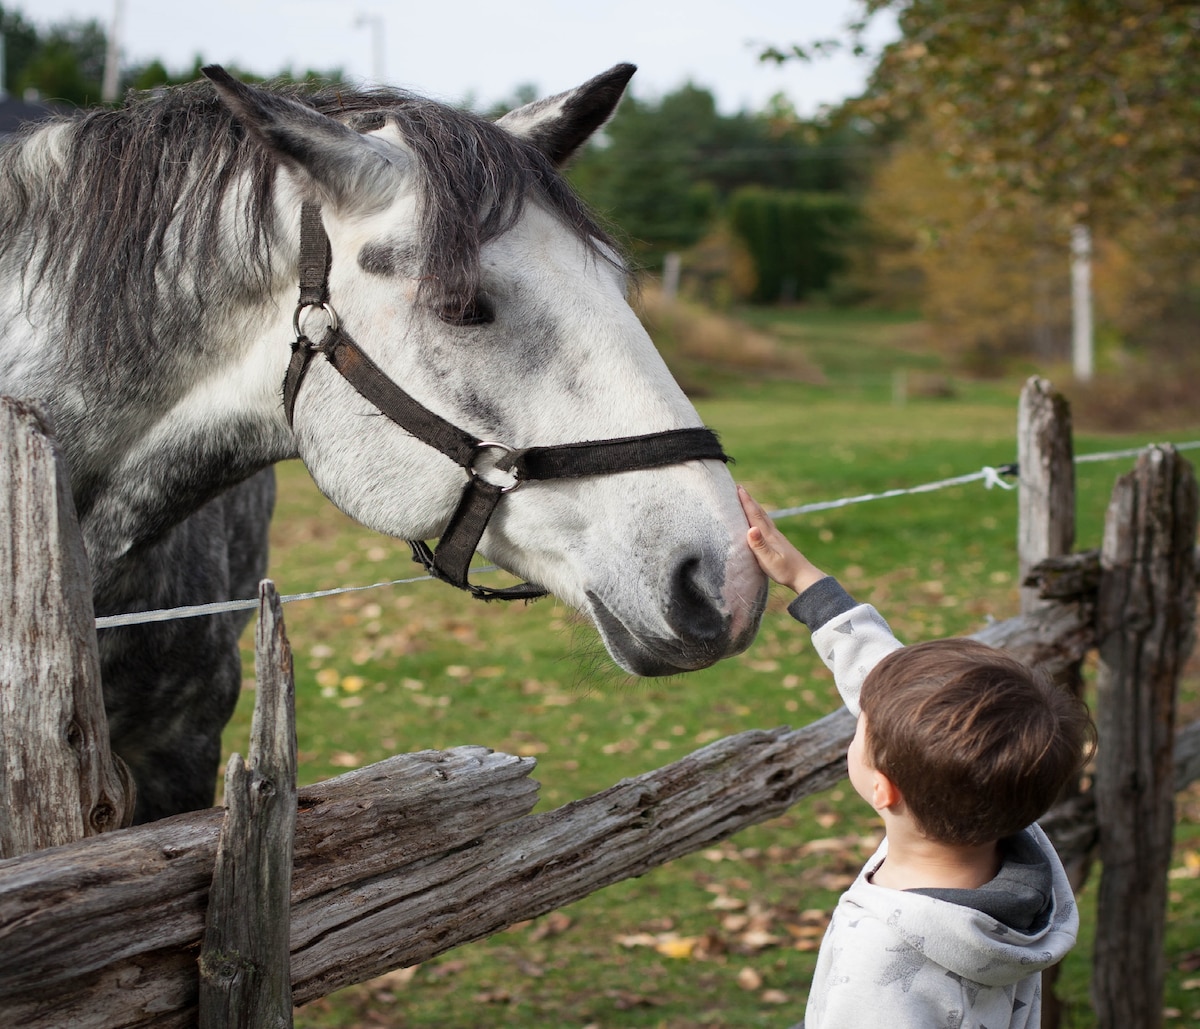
93,439 -> 1200,630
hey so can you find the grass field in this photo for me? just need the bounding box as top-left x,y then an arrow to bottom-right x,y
221,307 -> 1200,1028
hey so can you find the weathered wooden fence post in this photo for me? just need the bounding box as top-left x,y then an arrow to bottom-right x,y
0,397 -> 134,857
200,581 -> 297,1028
1017,377 -> 1076,615
1093,445 -> 1198,1029
1015,378 -> 1084,1029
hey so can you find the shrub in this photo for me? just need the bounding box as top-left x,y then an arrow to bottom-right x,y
728,188 -> 859,304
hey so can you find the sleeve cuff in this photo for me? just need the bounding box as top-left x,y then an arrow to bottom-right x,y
786,576 -> 858,630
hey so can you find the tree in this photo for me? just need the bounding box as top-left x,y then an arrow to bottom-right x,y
767,1 -> 1200,369
568,87 -> 729,259
567,82 -> 872,269
2,6 -> 347,108
852,136 -> 1075,371
0,5 -> 39,95
769,1 -> 1199,230
728,188 -> 858,303
14,17 -> 107,106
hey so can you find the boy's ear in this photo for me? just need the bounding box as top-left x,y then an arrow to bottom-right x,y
871,771 -> 904,813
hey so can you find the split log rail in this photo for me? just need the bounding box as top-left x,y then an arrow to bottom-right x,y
0,378 -> 1196,1029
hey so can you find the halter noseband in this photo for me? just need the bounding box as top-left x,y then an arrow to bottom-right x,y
283,202 -> 729,601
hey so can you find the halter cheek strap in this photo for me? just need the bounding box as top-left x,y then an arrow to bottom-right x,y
284,202 -> 730,601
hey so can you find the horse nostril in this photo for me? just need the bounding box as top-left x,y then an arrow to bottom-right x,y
665,554 -> 728,642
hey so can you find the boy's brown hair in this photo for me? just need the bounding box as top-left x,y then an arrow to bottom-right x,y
858,639 -> 1095,847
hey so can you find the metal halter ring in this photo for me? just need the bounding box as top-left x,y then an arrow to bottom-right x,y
470,441 -> 522,493
293,302 -> 339,340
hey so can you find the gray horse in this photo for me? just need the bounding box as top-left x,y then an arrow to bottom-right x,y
0,66 -> 766,822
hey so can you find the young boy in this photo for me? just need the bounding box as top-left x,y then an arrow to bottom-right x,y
738,486 -> 1094,1029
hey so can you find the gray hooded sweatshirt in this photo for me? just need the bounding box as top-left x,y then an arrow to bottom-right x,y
788,579 -> 1079,1029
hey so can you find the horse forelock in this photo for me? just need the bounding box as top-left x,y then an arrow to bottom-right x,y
372,98 -> 622,319
0,78 -> 621,365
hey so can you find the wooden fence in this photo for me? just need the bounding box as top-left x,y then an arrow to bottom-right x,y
0,378 -> 1197,1028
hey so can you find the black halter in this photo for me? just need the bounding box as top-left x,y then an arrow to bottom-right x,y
283,202 -> 729,601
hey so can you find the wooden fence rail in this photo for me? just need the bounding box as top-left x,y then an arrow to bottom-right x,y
0,380 -> 1197,1029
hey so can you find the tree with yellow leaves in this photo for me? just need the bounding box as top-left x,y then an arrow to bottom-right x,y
768,1 -> 1199,376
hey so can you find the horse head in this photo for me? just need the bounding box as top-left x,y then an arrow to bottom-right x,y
206,66 -> 767,676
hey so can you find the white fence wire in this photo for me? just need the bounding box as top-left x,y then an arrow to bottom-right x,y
93,440 -> 1200,630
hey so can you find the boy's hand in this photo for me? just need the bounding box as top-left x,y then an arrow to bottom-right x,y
738,485 -> 827,596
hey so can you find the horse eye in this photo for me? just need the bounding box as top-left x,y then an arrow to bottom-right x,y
439,295 -> 495,327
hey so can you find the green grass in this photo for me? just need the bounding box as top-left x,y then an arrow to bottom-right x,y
221,307 -> 1200,1028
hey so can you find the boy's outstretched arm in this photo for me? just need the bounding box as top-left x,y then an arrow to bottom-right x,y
738,485 -> 826,596
740,485 -> 903,713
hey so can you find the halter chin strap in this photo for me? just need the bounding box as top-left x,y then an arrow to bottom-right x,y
284,201 -> 730,601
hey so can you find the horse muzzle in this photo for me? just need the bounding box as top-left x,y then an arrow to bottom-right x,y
585,551 -> 767,676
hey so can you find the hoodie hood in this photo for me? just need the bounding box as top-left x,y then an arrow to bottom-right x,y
846,824 -> 1077,989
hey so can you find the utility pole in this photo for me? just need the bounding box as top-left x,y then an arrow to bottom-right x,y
355,14 -> 386,84
101,0 -> 126,103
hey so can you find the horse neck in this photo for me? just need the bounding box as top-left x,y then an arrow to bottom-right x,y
51,185 -> 306,581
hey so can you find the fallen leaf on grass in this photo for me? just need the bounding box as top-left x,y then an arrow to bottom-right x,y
609,989 -> 660,1010
657,936 -> 700,959
425,959 -> 467,980
641,917 -> 676,933
816,872 -> 858,892
797,834 -> 867,856
528,911 -> 572,941
785,922 -> 829,940
1168,849 -> 1200,879
615,930 -> 725,960
739,928 -> 783,952
737,967 -> 763,991
782,916 -> 830,949
784,909 -> 832,949
616,932 -> 661,949
365,965 -> 419,1000
708,894 -> 746,911
618,897 -> 809,962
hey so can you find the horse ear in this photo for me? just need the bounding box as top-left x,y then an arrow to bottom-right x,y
496,63 -> 636,166
202,65 -> 403,210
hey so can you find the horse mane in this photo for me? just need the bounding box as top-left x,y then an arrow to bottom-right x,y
0,78 -> 618,362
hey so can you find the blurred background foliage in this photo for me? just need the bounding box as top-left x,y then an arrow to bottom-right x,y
4,0 -> 1196,422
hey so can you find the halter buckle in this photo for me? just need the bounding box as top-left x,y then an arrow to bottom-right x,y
293,301 -> 339,341
470,441 -> 522,493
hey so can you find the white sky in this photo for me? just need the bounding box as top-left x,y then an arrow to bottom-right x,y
21,1 -> 897,116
